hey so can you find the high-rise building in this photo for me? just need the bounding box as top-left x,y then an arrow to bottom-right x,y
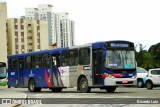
24,4 -> 75,48
54,13 -> 75,47
0,2 -> 7,63
7,18 -> 48,55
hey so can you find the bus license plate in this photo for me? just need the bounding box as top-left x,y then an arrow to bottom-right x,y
122,80 -> 128,83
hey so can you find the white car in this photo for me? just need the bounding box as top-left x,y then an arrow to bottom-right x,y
145,68 -> 160,90
136,67 -> 148,88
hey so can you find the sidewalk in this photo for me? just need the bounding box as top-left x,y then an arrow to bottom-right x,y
0,92 -> 27,107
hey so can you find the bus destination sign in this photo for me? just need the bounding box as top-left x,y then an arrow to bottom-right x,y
110,43 -> 129,48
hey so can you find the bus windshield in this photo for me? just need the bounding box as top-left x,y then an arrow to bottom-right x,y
0,67 -> 7,79
105,49 -> 136,69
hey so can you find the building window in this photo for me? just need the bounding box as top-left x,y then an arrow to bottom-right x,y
21,25 -> 24,29
15,38 -> 18,43
15,32 -> 18,36
21,32 -> 24,36
14,19 -> 18,23
15,25 -> 18,29
28,30 -> 32,33
28,43 -> 32,45
20,19 -> 24,23
28,24 -> 31,26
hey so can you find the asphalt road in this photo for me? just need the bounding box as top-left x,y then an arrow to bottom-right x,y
1,86 -> 160,107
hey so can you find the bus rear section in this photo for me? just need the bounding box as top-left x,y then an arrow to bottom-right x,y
7,49 -> 68,92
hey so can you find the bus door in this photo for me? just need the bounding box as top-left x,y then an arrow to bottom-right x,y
17,58 -> 24,87
93,49 -> 103,85
51,54 -> 61,87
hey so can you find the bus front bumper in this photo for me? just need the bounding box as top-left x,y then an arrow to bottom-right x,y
104,77 -> 136,86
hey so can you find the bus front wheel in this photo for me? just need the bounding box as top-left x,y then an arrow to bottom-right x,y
105,86 -> 116,93
79,78 -> 91,93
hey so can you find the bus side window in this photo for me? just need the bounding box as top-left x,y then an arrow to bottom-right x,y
62,51 -> 68,67
25,56 -> 32,69
42,54 -> 50,68
33,55 -> 41,68
79,48 -> 90,65
10,58 -> 18,70
68,49 -> 78,66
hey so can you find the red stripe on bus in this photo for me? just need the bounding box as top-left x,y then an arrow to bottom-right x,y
44,70 -> 52,87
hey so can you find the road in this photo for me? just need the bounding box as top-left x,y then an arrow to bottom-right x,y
1,86 -> 160,107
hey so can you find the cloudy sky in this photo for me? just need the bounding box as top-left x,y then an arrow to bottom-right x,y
5,0 -> 160,50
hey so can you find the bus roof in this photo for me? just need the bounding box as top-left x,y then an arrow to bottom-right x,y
8,47 -> 68,58
8,40 -> 133,58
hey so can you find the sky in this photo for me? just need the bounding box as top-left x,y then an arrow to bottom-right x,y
4,0 -> 160,50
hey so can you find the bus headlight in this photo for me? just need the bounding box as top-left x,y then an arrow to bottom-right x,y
131,74 -> 137,79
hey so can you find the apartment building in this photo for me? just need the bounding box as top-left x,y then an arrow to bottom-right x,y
24,4 -> 75,48
54,13 -> 75,47
7,18 -> 48,55
0,2 -> 7,63
25,4 -> 54,46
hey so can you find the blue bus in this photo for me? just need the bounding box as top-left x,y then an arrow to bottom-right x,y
8,40 -> 136,92
0,62 -> 7,86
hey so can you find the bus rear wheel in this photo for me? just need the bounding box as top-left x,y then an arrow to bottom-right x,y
51,88 -> 62,92
79,78 -> 91,93
105,86 -> 116,93
28,79 -> 41,92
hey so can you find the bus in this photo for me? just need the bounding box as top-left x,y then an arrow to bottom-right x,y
8,40 -> 136,92
0,62 -> 7,86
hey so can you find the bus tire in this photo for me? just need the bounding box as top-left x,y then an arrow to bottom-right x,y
7,83 -> 11,88
105,86 -> 116,93
51,88 -> 62,92
79,77 -> 91,93
28,79 -> 37,92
